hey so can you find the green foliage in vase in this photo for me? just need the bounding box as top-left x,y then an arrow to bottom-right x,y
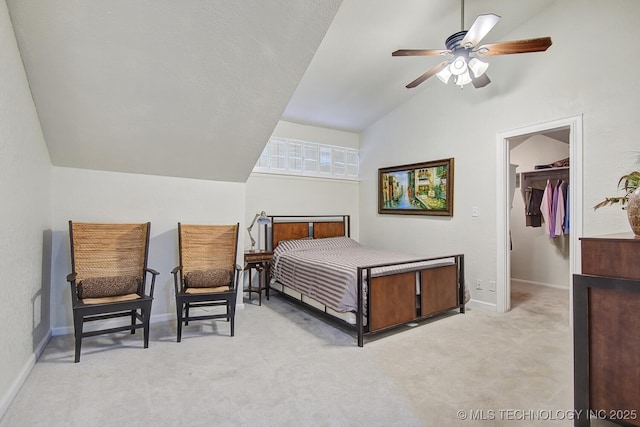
593,170 -> 640,210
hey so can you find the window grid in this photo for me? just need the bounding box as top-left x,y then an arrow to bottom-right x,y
269,138 -> 287,170
253,137 -> 359,180
288,142 -> 303,172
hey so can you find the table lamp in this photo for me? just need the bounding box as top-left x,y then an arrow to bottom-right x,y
247,211 -> 269,251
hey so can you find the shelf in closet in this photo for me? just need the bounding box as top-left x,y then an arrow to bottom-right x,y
520,166 -> 569,183
518,166 -> 569,200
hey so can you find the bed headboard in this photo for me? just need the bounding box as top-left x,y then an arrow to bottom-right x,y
266,215 -> 350,250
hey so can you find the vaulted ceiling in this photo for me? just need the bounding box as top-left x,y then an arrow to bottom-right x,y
7,0 -> 555,182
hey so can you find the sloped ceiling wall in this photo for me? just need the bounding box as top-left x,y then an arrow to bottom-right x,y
282,0 -> 557,132
7,0 -> 342,182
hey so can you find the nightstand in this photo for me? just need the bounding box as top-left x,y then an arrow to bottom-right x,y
244,250 -> 273,306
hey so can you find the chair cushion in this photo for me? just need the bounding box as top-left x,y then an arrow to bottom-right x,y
184,269 -> 232,288
184,286 -> 231,294
78,275 -> 141,299
82,293 -> 141,305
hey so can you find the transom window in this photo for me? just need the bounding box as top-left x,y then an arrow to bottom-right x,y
253,137 -> 359,180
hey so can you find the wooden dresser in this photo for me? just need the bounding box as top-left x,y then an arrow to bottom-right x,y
574,233 -> 640,427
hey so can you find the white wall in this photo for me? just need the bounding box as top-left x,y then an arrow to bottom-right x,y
510,135 -> 570,288
246,174 -> 360,244
0,0 -> 52,415
47,121 -> 360,334
359,0 -> 640,306
50,167 -> 246,334
271,120 -> 360,149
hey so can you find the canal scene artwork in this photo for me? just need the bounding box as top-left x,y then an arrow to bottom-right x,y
378,158 -> 454,216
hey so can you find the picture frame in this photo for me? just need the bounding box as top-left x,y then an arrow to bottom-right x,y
378,158 -> 454,216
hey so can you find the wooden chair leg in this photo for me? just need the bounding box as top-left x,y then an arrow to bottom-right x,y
229,299 -> 236,337
143,309 -> 150,348
184,303 -> 190,326
73,312 -> 83,363
176,302 -> 183,343
131,310 -> 136,334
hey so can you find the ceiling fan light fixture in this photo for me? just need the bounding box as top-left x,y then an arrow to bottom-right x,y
392,2 -> 552,90
455,70 -> 472,87
436,67 -> 453,84
450,56 -> 467,75
468,58 -> 489,78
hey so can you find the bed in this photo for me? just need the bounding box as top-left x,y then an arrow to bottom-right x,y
264,215 -> 465,346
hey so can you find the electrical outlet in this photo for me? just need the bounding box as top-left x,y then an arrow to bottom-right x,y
471,206 -> 479,217
476,279 -> 482,290
488,280 -> 496,292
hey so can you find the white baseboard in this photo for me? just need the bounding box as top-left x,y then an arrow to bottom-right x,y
51,303 -> 245,337
52,312 -> 173,336
0,330 -> 51,421
467,298 -> 497,311
511,278 -> 569,290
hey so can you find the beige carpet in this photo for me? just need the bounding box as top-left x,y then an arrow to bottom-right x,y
1,282 -> 601,426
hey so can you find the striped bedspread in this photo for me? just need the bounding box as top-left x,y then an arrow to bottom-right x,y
270,237 -> 454,313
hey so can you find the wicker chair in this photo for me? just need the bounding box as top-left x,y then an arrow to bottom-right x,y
172,223 -> 241,342
66,221 -> 159,362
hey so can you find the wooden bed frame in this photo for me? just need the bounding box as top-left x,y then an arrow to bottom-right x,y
264,215 -> 465,347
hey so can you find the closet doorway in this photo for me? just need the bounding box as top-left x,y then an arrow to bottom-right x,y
509,131 -> 569,308
496,115 -> 583,319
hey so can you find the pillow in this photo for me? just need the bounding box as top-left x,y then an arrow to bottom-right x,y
184,269 -> 232,288
274,236 -> 360,257
78,275 -> 141,299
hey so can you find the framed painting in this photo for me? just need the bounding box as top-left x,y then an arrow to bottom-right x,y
378,158 -> 454,216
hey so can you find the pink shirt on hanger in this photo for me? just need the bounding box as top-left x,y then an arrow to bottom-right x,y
540,180 -> 554,236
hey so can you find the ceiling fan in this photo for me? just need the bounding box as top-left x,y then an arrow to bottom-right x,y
392,1 -> 552,89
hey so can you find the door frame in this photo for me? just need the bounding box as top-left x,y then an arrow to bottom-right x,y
495,115 -> 583,315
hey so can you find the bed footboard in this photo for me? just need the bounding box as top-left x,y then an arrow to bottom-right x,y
357,254 -> 465,347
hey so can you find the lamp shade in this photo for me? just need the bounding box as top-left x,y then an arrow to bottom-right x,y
450,56 -> 467,76
436,66 -> 453,84
468,58 -> 489,78
455,70 -> 472,86
256,211 -> 270,225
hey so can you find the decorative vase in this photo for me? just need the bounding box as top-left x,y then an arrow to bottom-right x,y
627,187 -> 640,236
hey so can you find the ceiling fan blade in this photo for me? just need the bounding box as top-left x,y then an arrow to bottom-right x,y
460,13 -> 501,48
472,73 -> 491,88
406,61 -> 450,88
473,37 -> 552,56
392,49 -> 450,57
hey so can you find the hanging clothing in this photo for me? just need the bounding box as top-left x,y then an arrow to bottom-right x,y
563,183 -> 570,234
525,187 -> 543,227
540,180 -> 554,236
553,180 -> 566,237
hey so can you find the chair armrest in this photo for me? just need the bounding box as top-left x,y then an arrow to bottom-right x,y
172,266 -> 183,294
66,272 -> 80,304
144,268 -> 160,298
232,265 -> 243,290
